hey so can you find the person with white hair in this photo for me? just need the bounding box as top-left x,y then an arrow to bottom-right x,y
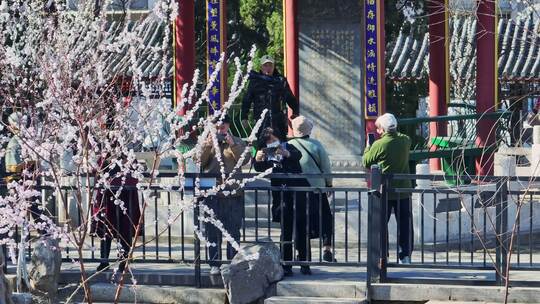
362,113 -> 413,264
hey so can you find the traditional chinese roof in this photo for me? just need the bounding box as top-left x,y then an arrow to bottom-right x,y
101,17 -> 173,78
389,14 -> 540,82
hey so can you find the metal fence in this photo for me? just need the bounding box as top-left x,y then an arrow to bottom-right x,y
367,166 -> 540,288
4,170 -> 540,288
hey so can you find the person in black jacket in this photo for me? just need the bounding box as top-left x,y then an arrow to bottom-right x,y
254,128 -> 312,276
241,55 -> 299,145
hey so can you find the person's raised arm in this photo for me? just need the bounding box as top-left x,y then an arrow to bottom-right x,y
253,150 -> 271,172
362,142 -> 382,169
199,137 -> 214,170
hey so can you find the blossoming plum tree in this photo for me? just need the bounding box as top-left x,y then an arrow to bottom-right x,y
0,0 -> 268,302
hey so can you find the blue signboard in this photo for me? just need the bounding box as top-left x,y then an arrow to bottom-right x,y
365,0 -> 381,119
207,0 -> 225,112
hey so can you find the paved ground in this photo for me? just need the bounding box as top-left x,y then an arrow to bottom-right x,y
7,260 -> 538,303
14,259 -> 534,286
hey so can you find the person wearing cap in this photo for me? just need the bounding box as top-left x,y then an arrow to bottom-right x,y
241,54 -> 299,145
199,115 -> 249,275
288,116 -> 335,262
362,113 -> 413,264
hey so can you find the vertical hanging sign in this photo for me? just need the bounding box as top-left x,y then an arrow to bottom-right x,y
364,0 -> 383,119
207,0 -> 226,112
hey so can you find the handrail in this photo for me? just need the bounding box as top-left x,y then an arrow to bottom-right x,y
397,110 -> 509,125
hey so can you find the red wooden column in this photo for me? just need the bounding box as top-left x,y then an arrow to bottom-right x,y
475,0 -> 498,175
174,0 -> 196,114
283,0 -> 299,135
427,0 -> 449,171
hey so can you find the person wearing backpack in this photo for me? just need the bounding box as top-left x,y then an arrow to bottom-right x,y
289,116 -> 335,263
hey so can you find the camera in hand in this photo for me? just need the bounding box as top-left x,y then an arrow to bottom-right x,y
263,141 -> 283,165
263,147 -> 278,159
367,133 -> 376,146
216,133 -> 227,144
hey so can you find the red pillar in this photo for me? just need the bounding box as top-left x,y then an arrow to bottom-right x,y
174,0 -> 195,114
283,0 -> 299,135
475,0 -> 498,175
428,0 -> 449,171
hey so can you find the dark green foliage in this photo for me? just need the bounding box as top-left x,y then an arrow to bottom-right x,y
193,0 -> 283,81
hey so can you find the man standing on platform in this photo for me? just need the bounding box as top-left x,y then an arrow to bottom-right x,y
241,55 -> 299,146
362,113 -> 413,264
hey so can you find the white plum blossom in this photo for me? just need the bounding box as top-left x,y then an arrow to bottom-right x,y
0,0 -> 269,301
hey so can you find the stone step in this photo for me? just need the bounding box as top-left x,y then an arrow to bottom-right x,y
276,280 -> 365,299
426,302 -> 540,304
265,296 -> 366,304
58,269 -> 223,287
90,283 -> 226,304
370,283 -> 540,303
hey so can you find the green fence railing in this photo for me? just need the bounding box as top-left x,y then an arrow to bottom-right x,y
397,110 -> 510,161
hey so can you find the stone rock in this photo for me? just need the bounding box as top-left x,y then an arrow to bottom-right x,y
221,240 -> 284,304
0,249 -> 14,304
28,238 -> 61,300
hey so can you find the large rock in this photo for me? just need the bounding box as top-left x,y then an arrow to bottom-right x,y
221,240 -> 284,304
28,238 -> 61,300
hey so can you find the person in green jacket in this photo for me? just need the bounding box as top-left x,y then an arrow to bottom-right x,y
362,113 -> 413,264
289,116 -> 335,263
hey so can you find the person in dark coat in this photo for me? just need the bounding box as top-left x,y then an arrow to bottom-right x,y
253,128 -> 317,276
241,55 -> 299,145
91,157 -> 141,273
